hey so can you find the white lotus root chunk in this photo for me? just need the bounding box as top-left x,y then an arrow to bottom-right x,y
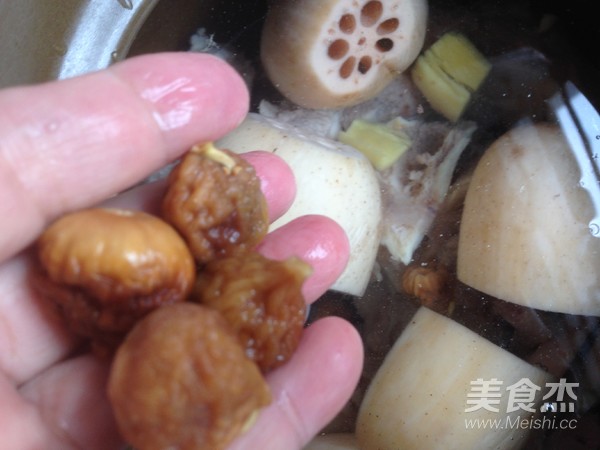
356,307 -> 554,450
217,113 -> 382,296
260,0 -> 428,109
458,124 -> 600,316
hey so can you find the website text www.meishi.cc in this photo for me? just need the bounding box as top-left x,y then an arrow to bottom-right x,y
464,415 -> 577,431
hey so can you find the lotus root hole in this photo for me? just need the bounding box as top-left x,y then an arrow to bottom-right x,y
358,56 -> 372,74
361,1 -> 383,27
377,18 -> 399,35
328,39 -> 350,60
376,38 -> 394,52
339,57 -> 356,79
339,14 -> 356,34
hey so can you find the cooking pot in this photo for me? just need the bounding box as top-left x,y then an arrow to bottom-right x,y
0,0 -> 598,96
1,0 -> 600,449
0,0 -> 270,88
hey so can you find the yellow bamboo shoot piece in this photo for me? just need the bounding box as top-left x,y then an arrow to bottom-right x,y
412,32 -> 491,122
338,119 -> 411,171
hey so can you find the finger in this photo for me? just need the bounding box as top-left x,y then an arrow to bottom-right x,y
0,52 -> 249,262
0,253 -> 76,385
243,151 -> 296,222
17,355 -> 122,450
258,215 -> 350,303
228,317 -> 364,450
0,373 -> 52,450
101,179 -> 168,215
103,151 -> 296,223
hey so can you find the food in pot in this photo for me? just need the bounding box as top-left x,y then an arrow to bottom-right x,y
260,0 -> 428,109
338,119 -> 412,171
457,123 -> 600,316
232,0 -> 598,447
412,32 -> 491,122
378,117 -> 476,264
356,307 -> 554,450
401,262 -> 451,313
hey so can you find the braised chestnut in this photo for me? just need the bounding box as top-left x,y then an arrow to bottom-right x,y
194,251 -> 311,373
36,208 -> 195,351
108,303 -> 271,450
162,142 -> 269,264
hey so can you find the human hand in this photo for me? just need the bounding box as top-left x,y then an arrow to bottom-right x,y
0,53 -> 363,449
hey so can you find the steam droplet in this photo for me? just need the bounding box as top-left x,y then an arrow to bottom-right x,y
589,221 -> 600,238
